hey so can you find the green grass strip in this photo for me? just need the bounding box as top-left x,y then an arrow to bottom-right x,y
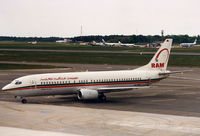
0,51 -> 199,67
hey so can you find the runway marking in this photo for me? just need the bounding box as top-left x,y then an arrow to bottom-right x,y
151,99 -> 176,102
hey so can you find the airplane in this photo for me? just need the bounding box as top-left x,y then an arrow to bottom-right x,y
90,41 -> 104,46
56,39 -> 68,43
102,39 -> 121,46
2,39 -> 181,104
180,39 -> 197,47
27,41 -> 37,45
119,41 -> 135,47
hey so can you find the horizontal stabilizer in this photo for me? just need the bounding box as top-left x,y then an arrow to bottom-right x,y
159,70 -> 193,75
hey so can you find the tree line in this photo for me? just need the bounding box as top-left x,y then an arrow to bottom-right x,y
73,35 -> 200,44
0,35 -> 199,44
0,36 -> 62,42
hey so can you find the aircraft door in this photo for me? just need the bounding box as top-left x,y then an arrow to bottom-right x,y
31,80 -> 37,89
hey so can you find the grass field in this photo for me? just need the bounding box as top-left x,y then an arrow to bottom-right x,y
1,41 -> 200,53
0,63 -> 65,70
0,50 -> 199,67
0,42 -> 134,51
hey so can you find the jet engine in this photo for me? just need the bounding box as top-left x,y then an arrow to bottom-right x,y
77,89 -> 99,100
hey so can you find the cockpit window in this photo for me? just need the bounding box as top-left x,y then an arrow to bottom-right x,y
15,81 -> 22,85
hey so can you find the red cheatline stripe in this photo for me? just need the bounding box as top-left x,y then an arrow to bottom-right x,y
3,78 -> 162,92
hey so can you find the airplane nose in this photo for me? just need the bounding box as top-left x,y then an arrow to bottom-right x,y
2,84 -> 9,91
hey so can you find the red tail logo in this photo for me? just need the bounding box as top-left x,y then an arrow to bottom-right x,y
155,48 -> 169,63
151,63 -> 164,68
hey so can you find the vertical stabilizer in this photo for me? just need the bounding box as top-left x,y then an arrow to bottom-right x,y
194,39 -> 197,44
102,39 -> 106,44
137,39 -> 173,72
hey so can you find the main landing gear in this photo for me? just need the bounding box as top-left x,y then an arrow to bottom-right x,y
99,93 -> 107,102
15,96 -> 27,104
21,99 -> 27,104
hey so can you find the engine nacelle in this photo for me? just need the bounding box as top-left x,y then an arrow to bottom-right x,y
78,89 -> 99,100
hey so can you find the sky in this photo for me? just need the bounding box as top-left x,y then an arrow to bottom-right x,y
0,0 -> 200,37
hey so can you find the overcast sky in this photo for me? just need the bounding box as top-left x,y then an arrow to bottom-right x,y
0,0 -> 199,37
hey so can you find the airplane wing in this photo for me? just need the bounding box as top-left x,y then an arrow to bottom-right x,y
97,86 -> 150,93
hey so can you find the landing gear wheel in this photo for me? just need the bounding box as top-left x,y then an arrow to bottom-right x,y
99,93 -> 107,102
21,99 -> 27,104
101,95 -> 106,102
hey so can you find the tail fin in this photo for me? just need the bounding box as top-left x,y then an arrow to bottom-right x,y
194,39 -> 197,44
137,39 -> 173,72
102,39 -> 108,46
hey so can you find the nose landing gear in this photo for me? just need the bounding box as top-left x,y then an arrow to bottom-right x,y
15,96 -> 27,104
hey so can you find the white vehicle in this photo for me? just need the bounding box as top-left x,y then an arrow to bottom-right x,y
102,39 -> 121,46
180,39 -> 197,47
2,39 -> 178,103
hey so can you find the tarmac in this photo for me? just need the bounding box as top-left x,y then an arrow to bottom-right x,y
0,63 -> 200,136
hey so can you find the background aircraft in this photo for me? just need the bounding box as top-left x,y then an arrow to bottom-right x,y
102,39 -> 121,46
180,39 -> 197,47
119,41 -> 135,47
89,41 -> 104,46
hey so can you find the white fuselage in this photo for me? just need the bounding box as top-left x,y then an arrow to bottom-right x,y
2,69 -> 164,97
180,40 -> 197,47
180,43 -> 195,47
120,43 -> 135,47
104,43 -> 121,46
